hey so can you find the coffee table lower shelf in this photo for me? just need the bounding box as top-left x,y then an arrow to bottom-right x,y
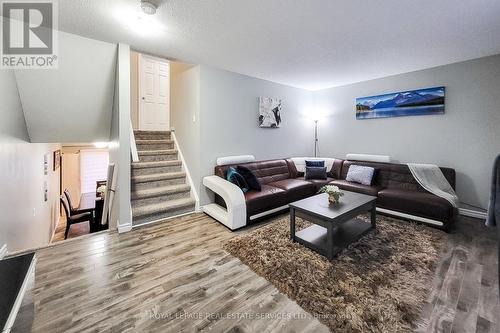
294,218 -> 373,258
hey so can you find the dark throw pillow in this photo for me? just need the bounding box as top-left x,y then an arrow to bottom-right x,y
226,167 -> 249,192
305,166 -> 327,180
305,160 -> 325,167
236,165 -> 261,191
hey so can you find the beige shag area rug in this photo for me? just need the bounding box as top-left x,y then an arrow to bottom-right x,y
223,214 -> 446,332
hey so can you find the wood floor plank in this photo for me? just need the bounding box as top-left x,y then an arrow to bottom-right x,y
10,213 -> 499,333
450,263 -> 482,333
416,217 -> 499,333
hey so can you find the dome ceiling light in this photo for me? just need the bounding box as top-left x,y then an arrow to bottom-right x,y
140,0 -> 158,15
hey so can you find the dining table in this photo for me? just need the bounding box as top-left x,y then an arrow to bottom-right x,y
78,192 -> 104,232
78,192 -> 99,214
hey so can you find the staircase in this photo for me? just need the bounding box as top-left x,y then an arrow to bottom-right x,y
131,130 -> 196,226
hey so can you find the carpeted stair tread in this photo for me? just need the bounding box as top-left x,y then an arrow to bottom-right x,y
131,171 -> 186,183
132,197 -> 196,218
132,160 -> 182,169
136,139 -> 174,143
138,149 -> 177,156
134,131 -> 172,140
134,130 -> 171,135
131,184 -> 191,200
131,130 -> 194,226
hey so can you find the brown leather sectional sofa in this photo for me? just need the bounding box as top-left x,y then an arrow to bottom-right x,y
214,158 -> 457,231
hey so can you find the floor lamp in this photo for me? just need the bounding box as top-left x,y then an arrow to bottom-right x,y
314,119 -> 319,157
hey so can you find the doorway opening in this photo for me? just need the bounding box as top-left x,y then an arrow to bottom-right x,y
51,143 -> 112,243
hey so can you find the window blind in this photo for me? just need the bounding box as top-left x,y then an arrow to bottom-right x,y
80,150 -> 109,194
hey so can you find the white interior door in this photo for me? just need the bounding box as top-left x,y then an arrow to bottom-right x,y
139,54 -> 170,131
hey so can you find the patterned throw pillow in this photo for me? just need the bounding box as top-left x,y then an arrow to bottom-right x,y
305,166 -> 327,180
305,160 -> 325,167
346,165 -> 375,186
236,166 -> 261,191
226,167 -> 249,192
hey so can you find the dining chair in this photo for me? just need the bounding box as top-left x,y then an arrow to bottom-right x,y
64,189 -> 86,215
60,196 -> 93,239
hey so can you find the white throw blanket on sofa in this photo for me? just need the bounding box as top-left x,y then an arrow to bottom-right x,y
407,163 -> 459,208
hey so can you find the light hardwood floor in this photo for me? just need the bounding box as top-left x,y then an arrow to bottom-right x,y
416,216 -> 499,333
12,213 -> 499,333
51,214 -> 90,243
14,213 -> 329,333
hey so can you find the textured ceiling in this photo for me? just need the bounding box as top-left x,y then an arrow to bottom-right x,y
58,0 -> 500,90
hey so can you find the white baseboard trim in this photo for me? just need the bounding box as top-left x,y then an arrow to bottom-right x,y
117,223 -> 132,233
3,255 -> 36,333
376,207 -> 444,227
0,244 -> 7,259
458,208 -> 487,220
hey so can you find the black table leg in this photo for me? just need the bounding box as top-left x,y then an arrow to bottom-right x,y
371,204 -> 377,228
290,207 -> 296,241
326,225 -> 333,260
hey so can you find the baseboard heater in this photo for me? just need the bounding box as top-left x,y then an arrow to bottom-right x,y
0,252 -> 36,333
458,207 -> 487,220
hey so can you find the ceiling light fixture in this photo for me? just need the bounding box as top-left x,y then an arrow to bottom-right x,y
140,0 -> 158,15
113,3 -> 165,37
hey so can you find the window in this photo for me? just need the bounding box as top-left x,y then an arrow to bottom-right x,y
80,150 -> 109,194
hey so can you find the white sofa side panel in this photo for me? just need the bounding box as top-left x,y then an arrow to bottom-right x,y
202,175 -> 247,230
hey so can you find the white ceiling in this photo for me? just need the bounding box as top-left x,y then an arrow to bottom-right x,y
58,0 -> 500,90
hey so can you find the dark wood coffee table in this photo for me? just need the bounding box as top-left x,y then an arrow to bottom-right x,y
290,191 -> 377,260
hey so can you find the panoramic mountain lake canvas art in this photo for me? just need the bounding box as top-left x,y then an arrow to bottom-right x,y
356,87 -> 445,119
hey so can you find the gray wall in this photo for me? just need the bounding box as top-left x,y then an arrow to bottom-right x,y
0,70 -> 29,143
0,70 -> 61,253
199,66 -> 314,204
130,51 -> 140,130
171,63 -> 201,196
14,31 -> 117,143
315,55 -> 500,209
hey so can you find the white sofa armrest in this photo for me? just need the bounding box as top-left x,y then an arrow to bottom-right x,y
202,175 -> 247,230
